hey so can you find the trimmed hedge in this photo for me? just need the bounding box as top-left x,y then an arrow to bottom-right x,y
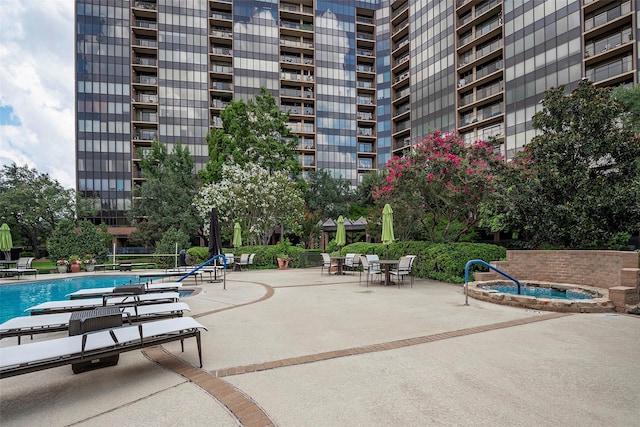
186,241 -> 506,282
341,241 -> 506,283
186,245 -> 305,269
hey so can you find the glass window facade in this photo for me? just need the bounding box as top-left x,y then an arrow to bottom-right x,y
75,0 -> 639,228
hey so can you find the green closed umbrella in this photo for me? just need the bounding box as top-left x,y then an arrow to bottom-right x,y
335,216 -> 346,248
0,223 -> 12,260
381,204 -> 394,259
233,222 -> 242,248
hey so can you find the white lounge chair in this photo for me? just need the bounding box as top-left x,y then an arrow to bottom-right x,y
24,292 -> 180,315
1,302 -> 191,344
320,253 -> 333,275
66,282 -> 183,299
0,317 -> 208,378
0,257 -> 38,279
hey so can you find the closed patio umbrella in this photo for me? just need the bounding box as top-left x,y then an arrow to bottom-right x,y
233,222 -> 242,248
381,204 -> 394,259
0,223 -> 12,260
335,215 -> 346,248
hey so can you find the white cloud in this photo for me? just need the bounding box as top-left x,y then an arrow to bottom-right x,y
0,1 -> 75,189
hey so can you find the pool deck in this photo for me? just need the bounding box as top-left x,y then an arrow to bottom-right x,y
1,268 -> 639,426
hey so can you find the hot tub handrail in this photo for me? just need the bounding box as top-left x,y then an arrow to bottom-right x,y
177,254 -> 227,289
464,259 -> 521,306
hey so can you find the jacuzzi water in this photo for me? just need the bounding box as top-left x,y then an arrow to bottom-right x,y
479,285 -> 595,300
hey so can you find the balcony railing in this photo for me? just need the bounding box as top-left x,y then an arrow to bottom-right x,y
394,87 -> 410,100
212,46 -> 232,55
393,18 -> 409,35
585,54 -> 633,82
394,120 -> 410,132
394,54 -> 410,67
358,96 -> 374,105
211,99 -> 231,108
357,127 -> 374,136
394,37 -> 409,51
134,130 -> 158,140
357,48 -> 374,56
395,103 -> 411,116
211,81 -> 233,90
136,112 -> 157,122
476,16 -> 501,37
391,4 -> 408,20
211,28 -> 232,38
281,55 -> 301,63
585,28 -> 633,57
357,65 -> 375,73
585,1 -> 631,31
211,63 -> 233,73
358,142 -> 374,153
134,57 -> 157,66
357,111 -> 374,120
133,75 -> 157,85
135,94 -> 157,103
134,20 -> 157,29
134,1 -> 156,10
357,32 -> 374,40
476,0 -> 501,17
356,15 -> 373,25
210,11 -> 232,20
133,38 -> 157,48
393,71 -> 410,83
476,58 -> 502,79
357,80 -> 374,89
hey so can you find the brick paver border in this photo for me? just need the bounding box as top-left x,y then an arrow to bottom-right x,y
145,303 -> 570,426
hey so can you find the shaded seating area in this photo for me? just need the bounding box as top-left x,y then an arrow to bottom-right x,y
0,317 -> 207,378
0,302 -> 191,344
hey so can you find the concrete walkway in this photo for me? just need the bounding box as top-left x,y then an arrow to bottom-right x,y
1,268 -> 638,426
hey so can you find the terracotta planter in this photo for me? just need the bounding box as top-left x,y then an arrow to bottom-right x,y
277,258 -> 289,270
70,263 -> 81,273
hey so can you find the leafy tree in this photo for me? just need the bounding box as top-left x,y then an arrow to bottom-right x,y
611,84 -> 640,134
493,80 -> 640,248
46,219 -> 110,261
194,162 -> 305,245
154,227 -> 190,268
199,87 -> 302,184
0,164 -> 76,257
129,141 -> 201,245
301,169 -> 353,219
374,130 -> 503,242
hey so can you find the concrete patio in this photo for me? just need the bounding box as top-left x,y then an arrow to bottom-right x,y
1,268 -> 639,426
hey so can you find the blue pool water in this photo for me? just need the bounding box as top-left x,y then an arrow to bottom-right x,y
0,276 -> 158,323
480,285 -> 595,300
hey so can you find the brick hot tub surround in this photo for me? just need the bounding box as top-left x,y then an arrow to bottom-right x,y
473,250 -> 640,313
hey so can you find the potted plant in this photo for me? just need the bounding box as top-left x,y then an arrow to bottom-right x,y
56,259 -> 69,273
69,255 -> 82,273
83,254 -> 96,272
276,240 -> 291,270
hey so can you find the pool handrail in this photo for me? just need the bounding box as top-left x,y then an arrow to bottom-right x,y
464,259 -> 521,306
177,254 -> 227,289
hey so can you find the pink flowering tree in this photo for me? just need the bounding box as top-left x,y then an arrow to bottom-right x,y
374,130 -> 503,242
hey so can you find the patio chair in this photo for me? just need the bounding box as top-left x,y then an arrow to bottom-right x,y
236,253 -> 250,270
344,253 -> 359,274
0,316 -> 207,378
248,253 -> 256,268
320,253 -> 333,275
0,257 -> 38,279
223,253 -> 235,268
390,256 -> 413,287
359,256 -> 381,287
1,302 -> 191,344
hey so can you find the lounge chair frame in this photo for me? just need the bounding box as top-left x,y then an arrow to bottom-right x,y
0,317 -> 207,379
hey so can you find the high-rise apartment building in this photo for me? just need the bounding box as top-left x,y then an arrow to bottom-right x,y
76,0 -> 638,232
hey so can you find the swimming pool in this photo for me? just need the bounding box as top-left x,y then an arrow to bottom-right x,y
0,276 -> 157,323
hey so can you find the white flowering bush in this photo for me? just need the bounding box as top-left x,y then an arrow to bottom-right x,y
194,162 -> 305,245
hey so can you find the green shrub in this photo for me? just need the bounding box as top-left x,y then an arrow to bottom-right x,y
186,247 -> 209,265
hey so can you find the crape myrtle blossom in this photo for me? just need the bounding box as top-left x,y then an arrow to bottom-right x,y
373,130 -> 503,242
194,162 -> 305,245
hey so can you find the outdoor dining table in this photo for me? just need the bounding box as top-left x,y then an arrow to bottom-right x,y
374,259 -> 399,286
330,256 -> 346,275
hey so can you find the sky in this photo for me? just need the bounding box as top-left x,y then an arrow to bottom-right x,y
0,1 -> 76,189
